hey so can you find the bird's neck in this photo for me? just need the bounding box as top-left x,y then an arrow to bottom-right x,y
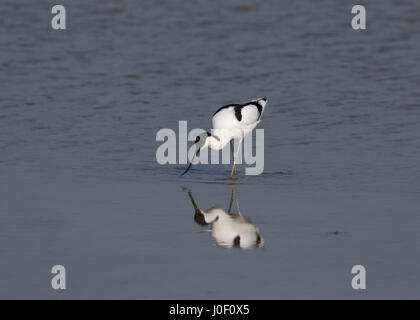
207,135 -> 229,151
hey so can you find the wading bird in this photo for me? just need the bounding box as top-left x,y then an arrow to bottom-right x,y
181,98 -> 268,179
184,184 -> 264,249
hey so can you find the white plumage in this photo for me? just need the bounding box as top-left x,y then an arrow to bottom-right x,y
186,185 -> 264,249
182,97 -> 268,178
212,97 -> 267,141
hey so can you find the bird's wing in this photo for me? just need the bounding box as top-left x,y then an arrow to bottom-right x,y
239,104 -> 261,125
213,104 -> 239,117
212,106 -> 237,130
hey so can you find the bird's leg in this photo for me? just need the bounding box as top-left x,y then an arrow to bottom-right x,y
227,184 -> 234,214
236,133 -> 244,176
230,140 -> 235,179
230,137 -> 243,179
232,183 -> 242,215
230,140 -> 235,162
230,161 -> 236,180
230,140 -> 237,178
230,139 -> 236,176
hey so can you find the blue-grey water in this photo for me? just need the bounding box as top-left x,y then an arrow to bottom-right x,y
1,0 -> 419,299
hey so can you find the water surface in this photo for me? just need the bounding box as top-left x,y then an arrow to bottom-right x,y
0,0 -> 419,299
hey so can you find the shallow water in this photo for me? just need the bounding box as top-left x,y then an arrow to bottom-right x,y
1,0 -> 420,299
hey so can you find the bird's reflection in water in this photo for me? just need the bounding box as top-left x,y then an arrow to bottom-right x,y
185,183 -> 264,249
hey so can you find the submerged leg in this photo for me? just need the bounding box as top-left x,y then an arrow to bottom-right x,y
230,163 -> 235,180
227,185 -> 234,213
232,183 -> 241,215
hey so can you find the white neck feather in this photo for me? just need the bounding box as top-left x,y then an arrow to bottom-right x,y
207,135 -> 229,151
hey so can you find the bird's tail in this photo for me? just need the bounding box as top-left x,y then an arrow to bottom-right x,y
258,97 -> 268,114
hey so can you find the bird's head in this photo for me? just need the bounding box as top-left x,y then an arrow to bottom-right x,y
181,132 -> 211,176
194,132 -> 211,151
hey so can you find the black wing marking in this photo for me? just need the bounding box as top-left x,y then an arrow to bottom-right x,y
253,101 -> 263,117
213,101 -> 263,122
233,235 -> 241,248
256,233 -> 262,246
213,103 -> 241,116
234,106 -> 242,121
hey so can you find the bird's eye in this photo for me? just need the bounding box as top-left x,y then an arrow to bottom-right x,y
195,136 -> 200,143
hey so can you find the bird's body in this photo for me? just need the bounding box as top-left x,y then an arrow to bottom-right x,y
213,101 -> 265,130
207,99 -> 267,150
186,185 -> 264,249
206,208 -> 263,249
182,98 -> 268,178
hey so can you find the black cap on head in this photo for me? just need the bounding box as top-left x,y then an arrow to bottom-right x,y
194,211 -> 208,226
